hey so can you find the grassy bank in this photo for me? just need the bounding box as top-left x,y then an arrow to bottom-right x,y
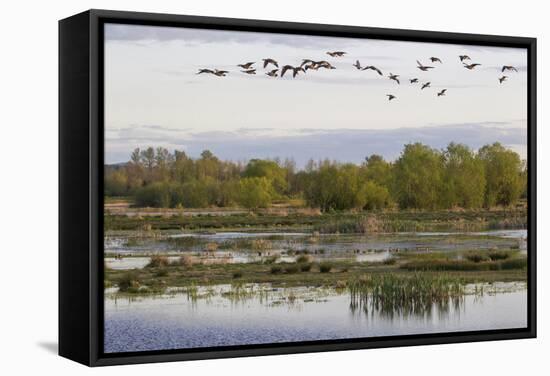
105,249 -> 527,295
104,207 -> 527,233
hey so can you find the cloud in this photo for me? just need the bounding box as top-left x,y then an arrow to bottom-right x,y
104,23 -> 364,50
105,123 -> 527,166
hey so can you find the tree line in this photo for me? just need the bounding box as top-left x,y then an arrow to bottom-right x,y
104,142 -> 527,211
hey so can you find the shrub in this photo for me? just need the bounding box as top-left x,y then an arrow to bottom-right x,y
499,258 -> 527,270
465,252 -> 489,263
488,250 -> 512,261
146,255 -> 170,268
117,272 -> 140,292
263,255 -> 279,264
179,254 -> 195,268
154,269 -> 168,277
319,262 -> 333,273
284,265 -> 299,274
270,265 -> 283,274
232,271 -> 243,279
134,182 -> 171,208
300,263 -> 312,272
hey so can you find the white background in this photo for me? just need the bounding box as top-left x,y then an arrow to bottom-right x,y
0,0 -> 546,374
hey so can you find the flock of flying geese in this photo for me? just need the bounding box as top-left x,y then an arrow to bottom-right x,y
196,51 -> 520,101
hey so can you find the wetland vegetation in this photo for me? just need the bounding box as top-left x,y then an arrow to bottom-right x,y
103,143 -> 528,351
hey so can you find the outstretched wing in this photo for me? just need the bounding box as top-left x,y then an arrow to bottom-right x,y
281,65 -> 292,77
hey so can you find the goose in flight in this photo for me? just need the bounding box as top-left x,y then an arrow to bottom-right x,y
421,82 -> 431,90
386,94 -> 396,101
326,51 -> 346,57
214,69 -> 229,77
292,67 -> 306,77
362,65 -> 383,75
241,69 -> 256,75
417,60 -> 435,71
266,69 -> 279,77
388,73 -> 400,84
353,60 -> 363,70
238,62 -> 255,69
430,57 -> 442,63
281,65 -> 305,78
463,63 -> 481,70
502,65 -> 518,72
499,75 -> 508,84
262,58 -> 278,68
437,89 -> 447,96
317,61 -> 336,70
459,55 -> 471,62
196,68 -> 215,75
303,63 -> 318,71
410,78 -> 419,83
300,59 -> 315,67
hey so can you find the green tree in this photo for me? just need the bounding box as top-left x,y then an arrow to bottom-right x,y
238,177 -> 272,209
364,154 -> 392,188
478,143 -> 523,206
243,159 -> 288,195
441,143 -> 485,208
304,161 -> 339,211
134,182 -> 170,207
104,169 -> 128,196
392,143 -> 444,209
334,164 -> 366,210
361,181 -> 390,210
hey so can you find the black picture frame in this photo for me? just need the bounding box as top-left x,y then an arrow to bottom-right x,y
59,9 -> 537,367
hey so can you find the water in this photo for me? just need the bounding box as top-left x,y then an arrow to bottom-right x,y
104,229 -> 526,270
104,283 -> 527,353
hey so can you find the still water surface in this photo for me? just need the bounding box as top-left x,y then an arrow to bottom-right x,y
104,283 -> 527,353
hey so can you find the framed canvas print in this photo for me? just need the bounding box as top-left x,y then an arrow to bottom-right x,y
59,9 -> 536,366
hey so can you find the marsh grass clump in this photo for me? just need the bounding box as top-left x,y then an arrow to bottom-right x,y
284,264 -> 299,274
146,255 -> 170,268
348,273 -> 466,317
499,257 -> 527,270
300,263 -> 312,272
251,239 -> 272,250
263,255 -> 279,264
465,251 -> 489,263
205,242 -> 218,252
401,257 -> 526,271
232,271 -> 243,279
154,269 -> 169,277
488,250 -> 513,261
124,238 -> 141,247
319,262 -> 333,273
178,254 -> 195,268
117,271 -> 140,292
270,265 -> 283,274
222,281 -> 254,302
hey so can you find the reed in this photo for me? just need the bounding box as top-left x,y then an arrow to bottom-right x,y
348,273 -> 466,317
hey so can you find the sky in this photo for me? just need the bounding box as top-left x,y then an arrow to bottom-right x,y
104,23 -> 528,166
